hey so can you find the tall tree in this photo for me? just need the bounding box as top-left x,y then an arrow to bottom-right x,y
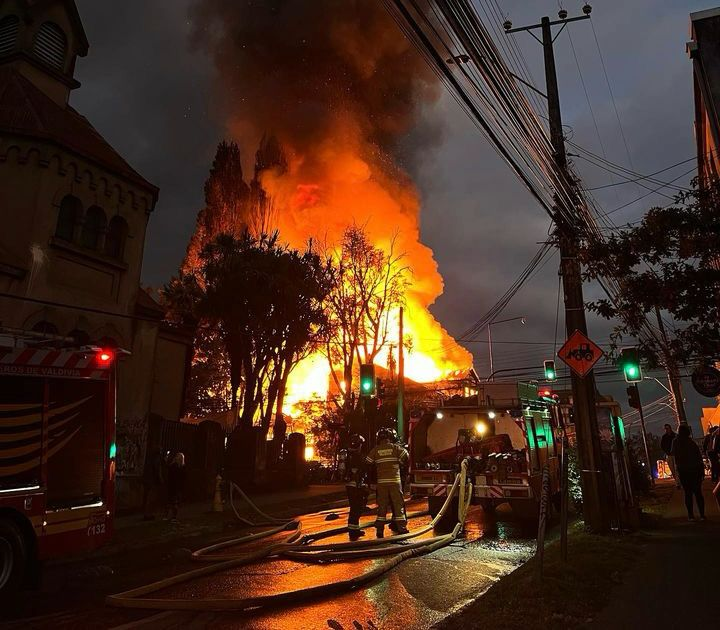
324,225 -> 409,410
166,231 -> 332,434
581,180 -> 720,417
183,141 -> 251,273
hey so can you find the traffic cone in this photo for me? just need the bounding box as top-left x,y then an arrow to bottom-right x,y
212,474 -> 224,512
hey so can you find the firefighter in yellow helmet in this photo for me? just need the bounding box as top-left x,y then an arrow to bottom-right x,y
365,427 -> 409,537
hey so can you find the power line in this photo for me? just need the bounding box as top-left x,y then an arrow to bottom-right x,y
589,17 -> 637,178
599,165 -> 697,218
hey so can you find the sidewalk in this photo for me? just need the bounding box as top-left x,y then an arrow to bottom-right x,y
64,483 -> 347,563
589,479 -> 720,629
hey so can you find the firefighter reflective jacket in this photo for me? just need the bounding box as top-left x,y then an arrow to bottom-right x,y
365,443 -> 409,485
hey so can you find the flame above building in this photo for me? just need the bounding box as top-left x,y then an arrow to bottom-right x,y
189,0 -> 472,407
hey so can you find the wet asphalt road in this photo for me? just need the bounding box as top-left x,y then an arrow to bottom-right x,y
119,501 -> 534,629
2,501 -> 536,630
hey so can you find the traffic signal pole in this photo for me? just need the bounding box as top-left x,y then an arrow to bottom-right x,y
507,13 -> 610,532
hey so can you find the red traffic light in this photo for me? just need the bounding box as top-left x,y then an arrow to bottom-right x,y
97,349 -> 114,366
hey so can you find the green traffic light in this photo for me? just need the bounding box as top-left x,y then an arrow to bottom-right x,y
362,380 -> 372,391
546,369 -> 555,380
626,365 -> 638,378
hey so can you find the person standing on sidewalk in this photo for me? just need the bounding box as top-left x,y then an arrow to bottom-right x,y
344,434 -> 369,541
661,424 -> 680,488
365,428 -> 409,538
671,425 -> 706,521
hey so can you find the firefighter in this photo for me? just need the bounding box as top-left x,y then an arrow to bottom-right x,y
344,434 -> 369,540
365,428 -> 409,537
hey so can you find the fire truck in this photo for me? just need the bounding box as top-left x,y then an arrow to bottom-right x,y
409,382 -> 560,523
0,336 -> 117,596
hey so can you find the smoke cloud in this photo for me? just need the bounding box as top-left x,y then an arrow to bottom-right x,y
189,0 -> 472,377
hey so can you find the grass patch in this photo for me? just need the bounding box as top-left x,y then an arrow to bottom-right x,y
439,524 -> 646,630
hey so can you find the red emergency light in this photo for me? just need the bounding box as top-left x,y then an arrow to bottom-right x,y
97,349 -> 114,366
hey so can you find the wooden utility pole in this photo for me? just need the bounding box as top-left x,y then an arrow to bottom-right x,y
507,12 -> 610,532
397,306 -> 405,442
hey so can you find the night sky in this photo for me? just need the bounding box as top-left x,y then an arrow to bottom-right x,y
71,0 -> 714,432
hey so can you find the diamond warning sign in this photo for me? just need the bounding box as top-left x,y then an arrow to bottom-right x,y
557,330 -> 604,378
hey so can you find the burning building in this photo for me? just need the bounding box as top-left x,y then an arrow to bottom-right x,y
185,0 -> 472,411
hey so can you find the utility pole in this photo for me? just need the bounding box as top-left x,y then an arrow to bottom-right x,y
397,306 -> 405,442
507,8 -> 610,532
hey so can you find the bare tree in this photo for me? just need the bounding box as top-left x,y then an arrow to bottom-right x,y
324,225 -> 409,410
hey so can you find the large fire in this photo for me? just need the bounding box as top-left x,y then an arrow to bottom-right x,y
189,0 -> 473,417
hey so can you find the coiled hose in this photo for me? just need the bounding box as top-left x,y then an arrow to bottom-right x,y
106,461 -> 472,612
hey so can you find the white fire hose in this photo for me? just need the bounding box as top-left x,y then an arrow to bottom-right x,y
106,460 -> 472,612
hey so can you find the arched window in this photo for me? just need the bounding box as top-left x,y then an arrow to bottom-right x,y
80,206 -> 106,250
104,216 -> 128,259
33,22 -> 66,71
0,15 -> 19,57
55,195 -> 82,242
32,321 -> 59,336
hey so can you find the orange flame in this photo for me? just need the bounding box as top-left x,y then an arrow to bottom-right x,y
266,121 -> 471,413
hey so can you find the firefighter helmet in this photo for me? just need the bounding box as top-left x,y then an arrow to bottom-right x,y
349,434 -> 365,450
376,427 -> 397,443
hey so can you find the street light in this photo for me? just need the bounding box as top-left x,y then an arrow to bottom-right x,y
487,316 -> 526,382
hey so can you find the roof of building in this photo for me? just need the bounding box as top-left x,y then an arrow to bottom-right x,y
0,67 -> 158,198
691,7 -> 720,23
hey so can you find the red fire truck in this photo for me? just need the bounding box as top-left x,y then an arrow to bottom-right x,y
0,340 -> 117,595
409,382 -> 560,524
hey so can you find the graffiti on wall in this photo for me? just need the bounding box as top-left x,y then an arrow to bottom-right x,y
116,414 -> 147,476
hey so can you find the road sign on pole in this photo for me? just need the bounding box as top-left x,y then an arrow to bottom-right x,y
557,330 -> 604,378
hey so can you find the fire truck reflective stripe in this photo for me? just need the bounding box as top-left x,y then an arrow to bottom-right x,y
432,484 -> 446,496
40,350 -> 62,366
52,353 -> 72,367
64,353 -> 84,369
0,484 -> 41,494
14,348 -> 37,365
0,426 -> 80,475
0,403 -> 37,412
2,397 -> 88,427
487,486 -> 504,498
0,349 -> 111,370
347,524 -> 360,530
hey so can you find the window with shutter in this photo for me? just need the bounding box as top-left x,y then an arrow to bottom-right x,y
0,15 -> 19,56
33,22 -> 67,71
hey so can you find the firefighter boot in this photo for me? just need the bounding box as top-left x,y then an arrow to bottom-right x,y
349,529 -> 366,541
375,525 -> 385,538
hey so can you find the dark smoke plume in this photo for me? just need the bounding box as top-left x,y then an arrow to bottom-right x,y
189,0 -> 439,158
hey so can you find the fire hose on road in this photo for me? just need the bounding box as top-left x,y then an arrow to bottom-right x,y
105,460 -> 472,612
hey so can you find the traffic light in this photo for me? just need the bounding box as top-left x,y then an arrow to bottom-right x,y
359,364 -> 376,396
543,360 -> 556,381
376,378 -> 386,400
620,347 -> 643,383
627,385 -> 641,410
